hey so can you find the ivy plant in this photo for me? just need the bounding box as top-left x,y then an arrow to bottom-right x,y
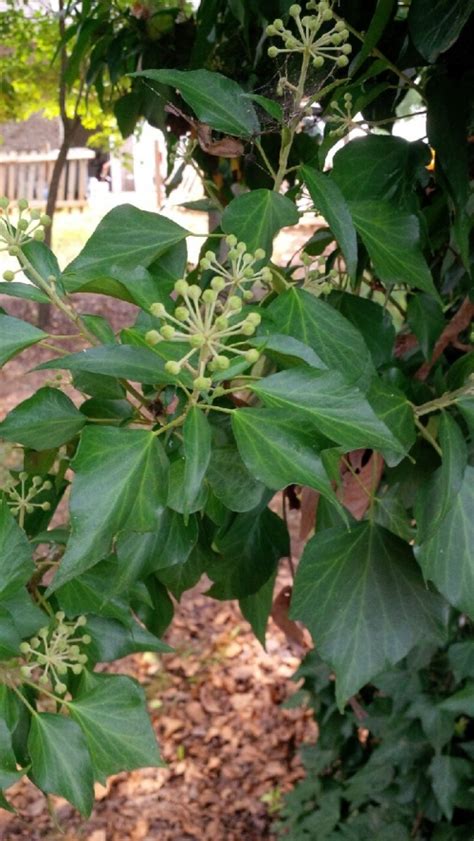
0,0 -> 473,824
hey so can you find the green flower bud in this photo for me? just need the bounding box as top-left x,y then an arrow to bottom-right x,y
2,270 -> 15,282
205,250 -> 215,261
254,248 -> 265,261
40,502 -> 51,511
228,296 -> 242,311
344,92 -> 352,102
266,24 -> 277,36
8,245 -> 20,257
42,480 -> 52,491
261,267 -> 273,282
33,229 -> 45,241
150,302 -> 166,318
242,321 -> 256,336
69,645 -> 80,657
225,234 -> 237,247
331,33 -> 342,45
268,46 -> 279,58
18,198 -> 29,211
213,386 -> 225,398
313,55 -> 324,68
77,616 -> 87,627
0,197 -> 9,210
193,376 -> 212,391
211,276 -> 226,292
321,8 -> 332,20
30,637 -> 40,649
215,355 -> 230,370
55,682 -> 67,695
336,54 -> 349,67
145,329 -> 162,346
245,349 -> 260,364
82,634 -> 91,644
26,504 -> 34,514
190,333 -> 205,348
187,284 -> 202,301
215,315 -> 229,330
289,4 -> 301,16
246,312 -> 262,326
341,43 -> 352,54
78,653 -> 88,664
165,360 -> 181,375
200,258 -> 211,270
285,36 -> 298,49
174,279 -> 189,296
243,267 -> 256,278
273,18 -> 284,29
17,218 -> 28,231
71,664 -> 83,675
174,306 -> 188,321
19,641 -> 30,654
32,476 -> 42,487
57,663 -> 68,675
20,665 -> 32,677
55,611 -> 65,622
335,19 -> 346,31
39,673 -> 49,684
38,626 -> 49,638
202,288 -> 217,303
40,214 -> 51,227
160,325 -> 175,340
30,209 -> 41,220
237,241 -> 247,254
243,290 -> 254,301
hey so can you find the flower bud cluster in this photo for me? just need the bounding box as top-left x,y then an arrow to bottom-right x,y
19,613 -> 91,695
266,2 -> 352,69
3,472 -> 52,519
0,198 -> 51,282
327,92 -> 355,136
145,237 -> 265,392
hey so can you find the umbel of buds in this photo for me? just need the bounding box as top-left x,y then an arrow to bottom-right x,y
327,92 -> 355,136
266,2 -> 352,69
0,198 -> 51,282
19,613 -> 91,695
145,235 -> 265,393
2,472 -> 52,519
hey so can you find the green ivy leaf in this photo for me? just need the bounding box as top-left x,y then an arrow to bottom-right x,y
244,93 -> 283,122
62,204 -> 188,284
252,368 -> 406,456
0,719 -> 23,795
0,502 -> 34,599
0,281 -> 49,304
417,465 -> 474,617
69,674 -> 164,784
232,408 -> 341,508
28,713 -> 94,816
265,288 -> 374,390
439,684 -> 474,717
48,428 -> 169,592
291,523 -> 444,707
221,189 -> 299,257
407,294 -> 445,359
329,292 -> 395,369
408,0 -> 474,62
239,571 -> 277,647
301,167 -> 358,278
207,445 -> 265,513
182,407 -> 212,517
131,69 -> 260,137
0,314 -> 46,368
0,387 -> 86,450
157,544 -> 206,600
429,755 -> 471,820
415,414 -> 467,543
0,611 -> 21,659
209,506 -> 289,599
348,201 -> 438,297
85,616 -> 171,663
448,641 -> 474,681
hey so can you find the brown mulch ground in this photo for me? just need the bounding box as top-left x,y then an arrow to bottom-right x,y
0,296 -> 315,841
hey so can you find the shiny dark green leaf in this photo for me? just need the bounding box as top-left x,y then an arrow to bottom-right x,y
0,387 -> 85,450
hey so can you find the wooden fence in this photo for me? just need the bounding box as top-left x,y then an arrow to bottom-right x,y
0,147 -> 95,209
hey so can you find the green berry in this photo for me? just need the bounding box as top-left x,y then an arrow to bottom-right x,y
72,664 -> 83,675
150,302 -> 166,318
289,4 -> 301,15
165,360 -> 181,375
0,197 -> 9,210
225,234 -> 237,247
42,480 -> 52,491
2,270 -> 15,282
33,229 -> 45,241
268,46 -> 279,58
187,284 -> 202,301
40,214 -> 51,227
273,18 -> 284,29
215,316 -> 229,330
341,43 -> 352,54
247,312 -> 262,326
331,33 -> 342,45
19,641 -> 30,654
211,276 -> 226,292
145,329 -> 162,346
193,376 -> 212,391
254,248 -> 265,261
40,502 -> 51,512
82,634 -> 91,644
335,19 -> 346,31
55,682 -> 67,695
18,198 -> 29,211
313,55 -> 324,68
266,24 -> 277,36
228,296 -> 242,311
215,355 -> 230,370
205,250 -> 215,261
174,306 -> 188,321
242,322 -> 256,336
200,258 -> 211,270
160,325 -> 175,340
337,54 -> 349,67
237,241 -> 247,254
245,349 -> 260,364
202,288 -> 217,303
321,8 -> 333,20
190,333 -> 205,348
174,279 -> 189,296
30,637 -> 40,649
243,290 -> 254,301
17,218 -> 28,231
